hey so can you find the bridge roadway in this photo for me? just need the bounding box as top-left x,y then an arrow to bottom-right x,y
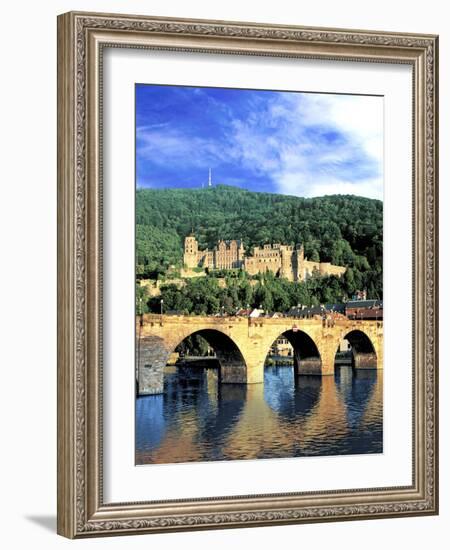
137,314 -> 383,395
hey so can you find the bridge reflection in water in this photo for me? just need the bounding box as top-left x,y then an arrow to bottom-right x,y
135,364 -> 383,465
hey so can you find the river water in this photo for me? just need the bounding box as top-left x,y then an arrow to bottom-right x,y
135,364 -> 383,465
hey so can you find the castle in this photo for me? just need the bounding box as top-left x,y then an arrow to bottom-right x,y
183,235 -> 346,282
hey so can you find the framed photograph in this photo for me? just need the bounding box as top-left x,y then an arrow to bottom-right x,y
57,11 -> 439,538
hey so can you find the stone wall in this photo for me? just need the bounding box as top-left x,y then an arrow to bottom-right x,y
183,235 -> 346,282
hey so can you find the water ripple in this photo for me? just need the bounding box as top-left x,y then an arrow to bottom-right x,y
135,365 -> 383,465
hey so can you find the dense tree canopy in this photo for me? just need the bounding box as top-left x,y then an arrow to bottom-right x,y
136,185 -> 383,311
144,269 -> 376,316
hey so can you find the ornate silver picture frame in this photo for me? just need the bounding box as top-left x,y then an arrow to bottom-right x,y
57,11 -> 438,538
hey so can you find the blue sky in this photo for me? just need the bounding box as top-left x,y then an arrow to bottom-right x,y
136,84 -> 383,200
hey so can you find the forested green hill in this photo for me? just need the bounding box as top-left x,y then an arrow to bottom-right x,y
136,185 -> 382,299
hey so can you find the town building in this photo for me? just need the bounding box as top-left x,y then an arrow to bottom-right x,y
269,337 -> 293,357
345,299 -> 383,320
183,235 -> 346,282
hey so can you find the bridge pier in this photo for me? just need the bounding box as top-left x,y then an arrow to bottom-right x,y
294,344 -> 336,376
138,364 -> 164,395
245,360 -> 265,384
218,359 -> 247,384
294,355 -> 323,376
353,352 -> 378,370
137,336 -> 167,395
213,346 -> 248,383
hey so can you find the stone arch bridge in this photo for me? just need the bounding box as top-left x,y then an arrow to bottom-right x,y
137,314 -> 383,395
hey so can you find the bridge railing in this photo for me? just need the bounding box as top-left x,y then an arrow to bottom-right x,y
138,312 -> 382,328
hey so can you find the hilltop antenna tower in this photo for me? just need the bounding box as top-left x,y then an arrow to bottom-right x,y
208,168 -> 212,188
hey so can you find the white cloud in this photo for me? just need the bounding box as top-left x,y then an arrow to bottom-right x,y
228,92 -> 384,200
291,93 -> 383,166
137,91 -> 384,200
136,126 -> 229,168
278,173 -> 383,201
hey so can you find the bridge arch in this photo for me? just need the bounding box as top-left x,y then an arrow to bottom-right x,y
340,329 -> 378,370
137,325 -> 249,395
172,329 -> 248,384
265,329 -> 323,376
137,314 -> 383,394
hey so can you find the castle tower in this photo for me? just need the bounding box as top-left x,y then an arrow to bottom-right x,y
237,240 -> 245,268
295,244 -> 304,281
183,235 -> 199,269
280,245 -> 294,281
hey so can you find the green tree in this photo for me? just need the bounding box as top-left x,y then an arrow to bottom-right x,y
136,283 -> 150,314
136,186 -> 383,308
